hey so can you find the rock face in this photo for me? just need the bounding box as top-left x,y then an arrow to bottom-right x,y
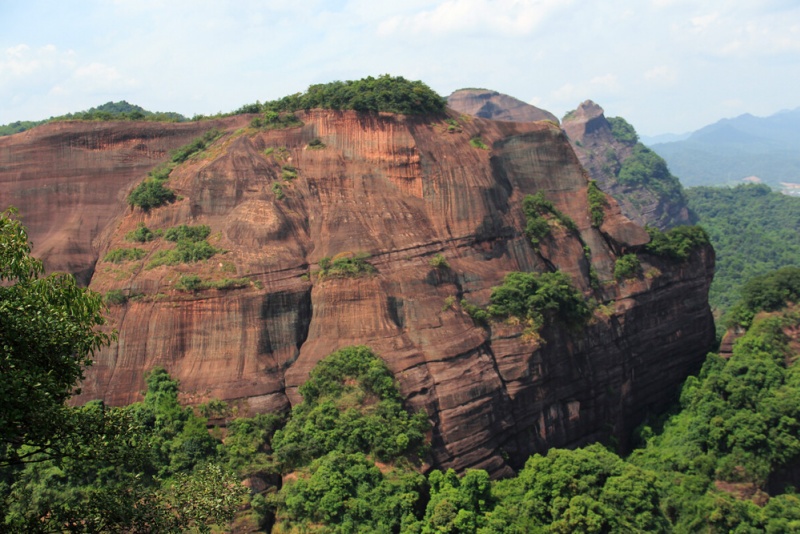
447,89 -> 558,124
448,92 -> 693,229
0,111 -> 715,476
562,101 -> 693,228
0,118 -> 244,284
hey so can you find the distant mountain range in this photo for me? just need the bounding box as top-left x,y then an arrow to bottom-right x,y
648,108 -> 800,195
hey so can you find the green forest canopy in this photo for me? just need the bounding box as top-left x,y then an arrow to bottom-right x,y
236,75 -> 447,116
0,101 -> 187,136
687,183 -> 800,315
0,209 -> 243,532
5,202 -> 800,532
2,75 -> 447,137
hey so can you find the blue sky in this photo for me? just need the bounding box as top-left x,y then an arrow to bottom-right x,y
1,0 -> 798,135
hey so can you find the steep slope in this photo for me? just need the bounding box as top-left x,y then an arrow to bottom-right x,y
0,117 -> 244,283
562,101 -> 693,228
0,111 -> 715,476
447,89 -> 558,123
448,93 -> 693,229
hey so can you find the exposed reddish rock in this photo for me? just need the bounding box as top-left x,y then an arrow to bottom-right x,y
0,111 -> 715,476
562,100 -> 693,229
447,89 -> 558,124
449,92 -> 693,229
0,117 -> 247,283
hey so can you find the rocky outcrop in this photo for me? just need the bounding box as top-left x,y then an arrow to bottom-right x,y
447,89 -> 558,124
0,111 -> 715,476
0,118 -> 246,284
561,101 -> 693,228
448,92 -> 693,229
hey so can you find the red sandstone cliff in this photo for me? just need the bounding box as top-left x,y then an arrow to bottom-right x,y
448,91 -> 693,229
0,111 -> 715,476
562,100 -> 693,228
447,89 -> 558,124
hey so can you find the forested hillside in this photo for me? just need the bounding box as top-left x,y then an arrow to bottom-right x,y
687,184 -> 800,315
651,108 -> 800,193
0,101 -> 186,136
3,201 -> 800,531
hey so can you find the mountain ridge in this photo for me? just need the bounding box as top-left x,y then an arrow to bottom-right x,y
0,106 -> 715,476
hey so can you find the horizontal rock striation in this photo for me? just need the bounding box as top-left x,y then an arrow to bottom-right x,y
1,110 -> 715,476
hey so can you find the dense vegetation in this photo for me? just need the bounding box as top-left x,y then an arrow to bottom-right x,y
687,183 -> 800,314
6,199 -> 800,531
522,192 -> 577,250
0,209 -> 243,531
0,101 -> 186,136
616,143 -> 687,208
240,75 -> 446,117
487,271 -> 590,329
607,116 -> 639,144
260,278 -> 800,533
128,129 -> 221,210
644,224 -> 710,260
614,254 -> 642,281
725,266 -> 800,329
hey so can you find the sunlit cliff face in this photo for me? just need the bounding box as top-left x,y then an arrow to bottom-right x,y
1,111 -> 715,475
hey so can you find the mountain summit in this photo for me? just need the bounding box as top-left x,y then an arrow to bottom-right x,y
0,84 -> 715,475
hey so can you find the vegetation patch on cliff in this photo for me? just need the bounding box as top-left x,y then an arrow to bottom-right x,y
587,179 -> 607,227
103,247 -> 146,263
241,75 -> 446,115
488,271 -> 590,328
614,254 -> 642,281
469,136 -> 489,150
175,275 -> 252,292
644,225 -> 710,260
317,253 -> 376,279
617,143 -> 686,210
522,192 -> 577,250
144,225 -> 220,268
128,130 -> 221,210
607,116 -> 638,144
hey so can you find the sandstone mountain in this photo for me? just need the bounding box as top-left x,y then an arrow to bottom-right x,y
562,101 -> 693,228
0,109 -> 715,476
447,89 -> 558,124
448,90 -> 692,229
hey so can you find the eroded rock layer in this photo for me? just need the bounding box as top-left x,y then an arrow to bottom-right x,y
0,111 -> 715,476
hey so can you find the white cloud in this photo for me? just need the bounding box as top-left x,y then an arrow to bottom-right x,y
0,44 -> 76,81
377,0 -> 572,37
689,12 -> 719,32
